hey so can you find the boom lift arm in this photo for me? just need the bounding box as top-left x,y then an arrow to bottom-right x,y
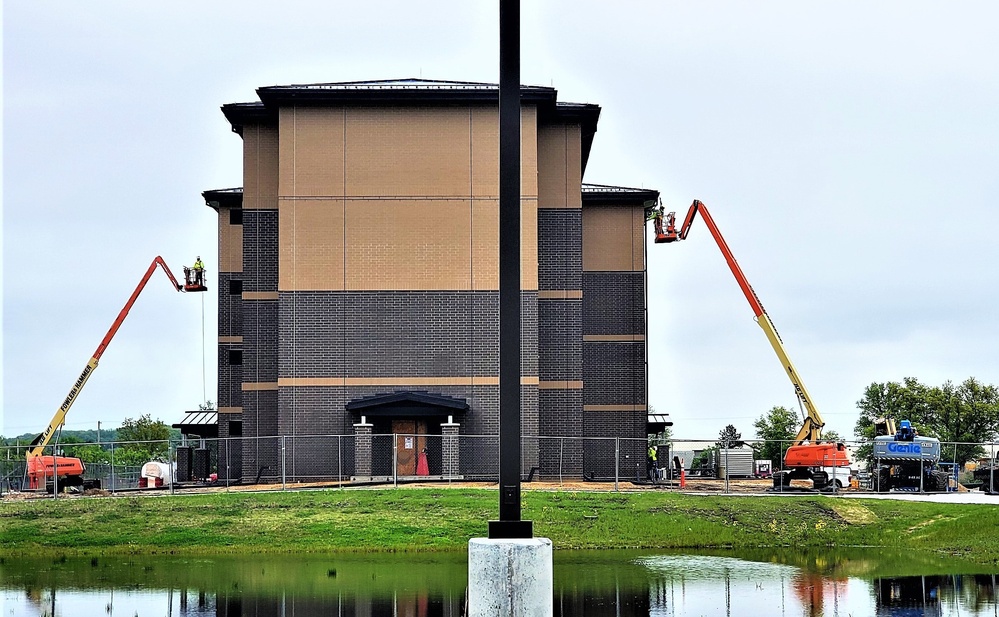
27,256 -> 191,461
657,200 -> 825,445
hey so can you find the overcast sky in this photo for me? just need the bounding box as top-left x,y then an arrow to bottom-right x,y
4,2 -> 998,442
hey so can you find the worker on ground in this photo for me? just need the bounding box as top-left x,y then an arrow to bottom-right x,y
193,256 -> 205,286
647,442 -> 658,482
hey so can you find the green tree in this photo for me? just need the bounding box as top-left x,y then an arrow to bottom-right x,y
854,377 -> 999,466
821,430 -> 843,443
692,446 -> 718,471
753,405 -> 799,467
925,378 -> 999,465
117,414 -> 171,462
65,444 -> 111,464
716,424 -> 744,448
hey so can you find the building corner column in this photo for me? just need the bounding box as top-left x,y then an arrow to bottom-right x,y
353,416 -> 373,481
441,416 -> 461,479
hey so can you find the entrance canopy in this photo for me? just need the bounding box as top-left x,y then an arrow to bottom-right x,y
172,410 -> 219,438
346,391 -> 469,417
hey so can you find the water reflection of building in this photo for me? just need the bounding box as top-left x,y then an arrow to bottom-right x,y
875,576 -> 945,617
875,574 -> 999,617
212,590 -> 464,617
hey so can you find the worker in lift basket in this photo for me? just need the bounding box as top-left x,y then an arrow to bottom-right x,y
192,256 -> 205,286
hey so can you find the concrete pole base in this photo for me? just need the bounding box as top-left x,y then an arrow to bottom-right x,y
468,537 -> 553,617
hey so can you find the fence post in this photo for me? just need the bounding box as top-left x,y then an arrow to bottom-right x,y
281,436 -> 287,491
393,434 -> 398,488
225,439 -> 230,493
53,447 -> 59,499
559,437 -> 564,486
338,435 -> 343,490
614,438 -> 620,492
170,441 -> 175,496
110,442 -> 116,494
724,440 -> 730,494
991,442 -> 995,494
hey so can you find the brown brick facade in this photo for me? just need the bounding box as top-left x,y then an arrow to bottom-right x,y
208,80 -> 656,481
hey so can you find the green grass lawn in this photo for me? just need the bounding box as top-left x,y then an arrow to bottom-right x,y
2,488 -> 997,565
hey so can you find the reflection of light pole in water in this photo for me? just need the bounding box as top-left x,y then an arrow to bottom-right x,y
725,567 -> 731,617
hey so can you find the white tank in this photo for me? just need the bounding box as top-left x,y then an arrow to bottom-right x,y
141,461 -> 173,487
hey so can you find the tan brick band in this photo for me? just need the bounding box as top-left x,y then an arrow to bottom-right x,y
538,290 -> 583,300
218,407 -> 243,414
582,334 -> 646,342
219,336 -> 244,344
583,405 -> 648,412
242,382 -> 279,391
242,291 -> 279,300
538,380 -> 584,390
277,376 -> 540,387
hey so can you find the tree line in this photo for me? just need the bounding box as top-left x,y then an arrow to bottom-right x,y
2,414 -> 175,467
679,377 -> 999,469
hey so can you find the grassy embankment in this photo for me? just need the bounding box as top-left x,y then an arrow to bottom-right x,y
2,489 -> 997,564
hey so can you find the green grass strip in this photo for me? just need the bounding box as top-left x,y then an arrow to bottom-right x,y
1,489 -> 997,565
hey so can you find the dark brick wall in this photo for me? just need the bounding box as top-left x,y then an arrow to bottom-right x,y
583,411 -> 648,479
218,346 -> 242,408
582,272 -> 645,335
538,389 -> 583,477
243,300 -> 278,383
217,272 -> 243,338
242,210 -> 278,292
278,291 -> 540,378
582,342 -> 646,406
538,300 -> 582,381
240,390 -> 279,482
269,384 -> 540,481
217,416 -> 243,482
538,209 -> 582,290
216,271 -> 243,409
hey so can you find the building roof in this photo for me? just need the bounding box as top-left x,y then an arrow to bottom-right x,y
345,390 -> 469,417
202,187 -> 243,211
221,78 -> 601,172
202,183 -> 661,211
582,183 -> 660,207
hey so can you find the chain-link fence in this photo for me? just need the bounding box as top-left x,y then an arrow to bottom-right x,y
2,436 -> 996,497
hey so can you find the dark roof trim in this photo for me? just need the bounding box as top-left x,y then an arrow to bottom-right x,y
221,102 -> 276,136
256,78 -> 557,107
582,183 -> 660,207
346,390 -> 470,415
203,187 -> 243,211
221,79 -> 599,171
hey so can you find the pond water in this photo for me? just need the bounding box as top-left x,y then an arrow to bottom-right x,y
1,548 -> 996,617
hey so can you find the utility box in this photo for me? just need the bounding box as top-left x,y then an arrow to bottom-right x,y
714,448 -> 754,477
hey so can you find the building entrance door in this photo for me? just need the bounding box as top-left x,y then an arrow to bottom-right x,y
392,419 -> 427,476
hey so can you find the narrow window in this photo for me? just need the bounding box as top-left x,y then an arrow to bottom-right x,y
229,279 -> 243,295
230,208 -> 243,225
228,349 -> 243,365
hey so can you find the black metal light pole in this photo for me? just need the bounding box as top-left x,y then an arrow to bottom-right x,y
489,0 -> 532,540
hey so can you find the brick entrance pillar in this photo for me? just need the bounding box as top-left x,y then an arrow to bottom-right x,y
441,415 -> 460,479
353,416 -> 373,480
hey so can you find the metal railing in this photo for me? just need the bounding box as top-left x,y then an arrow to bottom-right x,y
2,436 -> 995,497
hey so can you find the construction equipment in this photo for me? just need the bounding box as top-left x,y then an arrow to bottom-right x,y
26,256 -> 204,491
655,200 -> 849,490
872,420 -> 951,492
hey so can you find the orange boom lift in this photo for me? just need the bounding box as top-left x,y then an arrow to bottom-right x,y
655,201 -> 849,490
25,256 -> 206,491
